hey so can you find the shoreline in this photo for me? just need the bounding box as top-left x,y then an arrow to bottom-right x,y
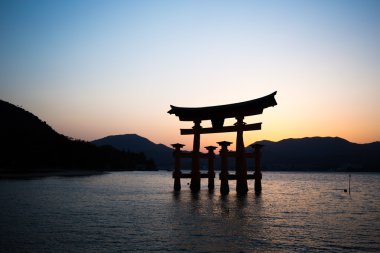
0,170 -> 106,179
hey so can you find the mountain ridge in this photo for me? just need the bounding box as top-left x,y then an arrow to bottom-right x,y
92,134 -> 173,169
93,134 -> 380,172
249,136 -> 380,171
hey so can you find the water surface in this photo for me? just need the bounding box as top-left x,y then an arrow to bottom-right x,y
0,171 -> 379,252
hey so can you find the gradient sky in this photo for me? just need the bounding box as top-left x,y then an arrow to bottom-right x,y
1,0 -> 379,150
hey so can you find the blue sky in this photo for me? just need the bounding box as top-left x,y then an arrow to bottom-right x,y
1,0 -> 379,148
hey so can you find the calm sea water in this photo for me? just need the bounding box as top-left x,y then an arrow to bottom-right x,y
0,171 -> 379,252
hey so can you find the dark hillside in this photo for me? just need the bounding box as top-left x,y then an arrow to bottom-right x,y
249,137 -> 380,171
0,100 -> 155,172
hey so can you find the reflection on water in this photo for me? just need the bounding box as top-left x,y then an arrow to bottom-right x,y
0,171 -> 379,252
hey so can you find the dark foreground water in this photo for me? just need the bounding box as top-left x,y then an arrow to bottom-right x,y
0,171 -> 379,252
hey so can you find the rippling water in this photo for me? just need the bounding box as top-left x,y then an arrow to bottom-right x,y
0,171 -> 379,252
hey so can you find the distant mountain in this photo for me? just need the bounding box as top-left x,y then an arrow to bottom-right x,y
92,134 -> 380,172
248,137 -> 380,172
0,100 -> 155,172
92,134 -> 173,169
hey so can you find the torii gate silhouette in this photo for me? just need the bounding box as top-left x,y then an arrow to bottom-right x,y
168,91 -> 277,195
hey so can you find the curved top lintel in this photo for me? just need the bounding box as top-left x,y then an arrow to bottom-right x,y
168,91 -> 277,121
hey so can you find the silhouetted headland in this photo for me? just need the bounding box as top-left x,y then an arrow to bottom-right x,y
0,100 -> 156,178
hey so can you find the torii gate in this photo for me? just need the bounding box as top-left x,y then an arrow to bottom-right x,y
168,91 -> 277,194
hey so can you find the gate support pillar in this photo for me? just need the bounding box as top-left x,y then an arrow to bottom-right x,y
251,144 -> 264,194
235,116 -> 248,195
190,120 -> 201,192
172,143 -> 185,191
218,141 -> 232,195
205,145 -> 217,191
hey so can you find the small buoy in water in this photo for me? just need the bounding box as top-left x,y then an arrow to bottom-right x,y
344,189 -> 347,192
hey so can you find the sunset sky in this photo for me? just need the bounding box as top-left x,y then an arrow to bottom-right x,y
1,0 -> 379,150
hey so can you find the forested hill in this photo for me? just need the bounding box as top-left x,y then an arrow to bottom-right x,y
92,134 -> 173,169
0,100 -> 155,172
249,137 -> 380,172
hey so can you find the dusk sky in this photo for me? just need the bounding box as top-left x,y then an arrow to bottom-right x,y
1,0 -> 379,150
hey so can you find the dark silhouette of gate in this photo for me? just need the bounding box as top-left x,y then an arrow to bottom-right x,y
168,91 -> 277,195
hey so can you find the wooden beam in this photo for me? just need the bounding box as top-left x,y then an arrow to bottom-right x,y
226,151 -> 255,158
179,173 -> 213,179
178,152 -> 208,158
180,123 -> 262,135
179,152 -> 192,158
217,174 -> 256,180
